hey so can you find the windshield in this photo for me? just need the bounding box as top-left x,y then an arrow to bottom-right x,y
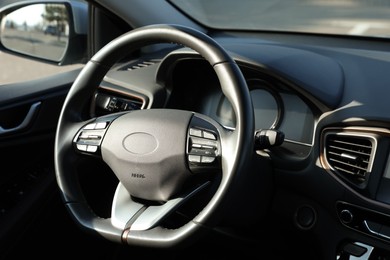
169,0 -> 390,38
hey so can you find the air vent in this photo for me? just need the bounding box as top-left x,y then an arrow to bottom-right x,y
324,132 -> 376,187
120,59 -> 161,71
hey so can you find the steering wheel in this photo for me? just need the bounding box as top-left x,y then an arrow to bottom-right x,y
54,24 -> 254,248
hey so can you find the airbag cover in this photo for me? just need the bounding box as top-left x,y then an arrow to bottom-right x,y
101,109 -> 193,202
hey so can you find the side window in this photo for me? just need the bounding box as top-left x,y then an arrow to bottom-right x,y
0,1 -> 88,85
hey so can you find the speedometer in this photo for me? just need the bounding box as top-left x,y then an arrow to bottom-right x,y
215,78 -> 282,130
248,79 -> 283,130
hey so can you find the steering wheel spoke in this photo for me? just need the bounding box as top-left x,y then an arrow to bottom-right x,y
112,181 -> 211,232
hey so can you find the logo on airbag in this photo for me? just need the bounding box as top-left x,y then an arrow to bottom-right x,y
123,132 -> 158,155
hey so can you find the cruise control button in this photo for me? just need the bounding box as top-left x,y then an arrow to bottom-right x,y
84,123 -> 96,130
201,156 -> 215,163
203,131 -> 216,140
190,136 -> 217,148
188,155 -> 201,163
78,132 -> 90,139
77,144 -> 87,151
88,135 -> 101,140
192,143 -> 202,148
190,148 -> 215,156
95,122 -> 108,129
87,145 -> 98,153
189,128 -> 202,137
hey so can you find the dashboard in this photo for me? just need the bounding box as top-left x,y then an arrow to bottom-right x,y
67,31 -> 390,258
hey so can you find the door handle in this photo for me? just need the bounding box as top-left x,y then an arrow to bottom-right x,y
0,102 -> 41,135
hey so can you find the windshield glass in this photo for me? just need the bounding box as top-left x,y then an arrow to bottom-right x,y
169,0 -> 390,38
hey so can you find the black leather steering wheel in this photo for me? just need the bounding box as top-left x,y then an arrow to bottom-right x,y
54,24 -> 254,248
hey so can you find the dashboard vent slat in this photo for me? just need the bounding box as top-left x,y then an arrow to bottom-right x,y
324,133 -> 376,186
120,59 -> 161,71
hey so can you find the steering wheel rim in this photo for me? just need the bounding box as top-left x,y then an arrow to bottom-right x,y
54,24 -> 254,248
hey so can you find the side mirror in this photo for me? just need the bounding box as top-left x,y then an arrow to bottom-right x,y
0,1 -> 88,65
